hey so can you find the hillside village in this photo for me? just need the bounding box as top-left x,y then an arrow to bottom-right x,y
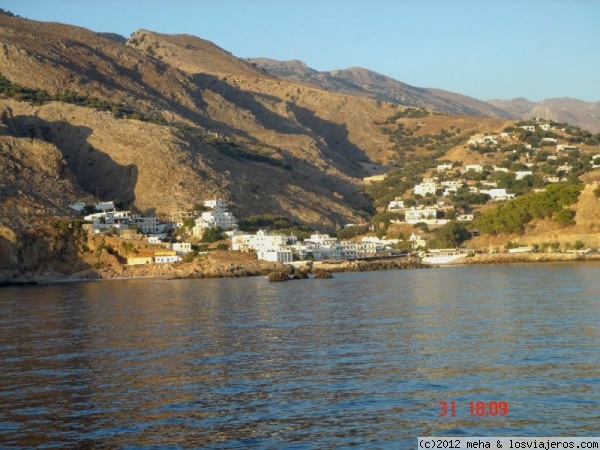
2,11 -> 600,282
68,198 -> 402,267
65,116 -> 600,271
382,118 -> 600,226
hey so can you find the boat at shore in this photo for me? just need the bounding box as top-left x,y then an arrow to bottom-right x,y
420,249 -> 470,265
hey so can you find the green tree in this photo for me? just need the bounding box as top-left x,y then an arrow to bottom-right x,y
182,217 -> 195,229
428,221 -> 471,248
200,227 -> 223,243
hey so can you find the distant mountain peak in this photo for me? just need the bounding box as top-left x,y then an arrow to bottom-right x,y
249,58 -> 514,119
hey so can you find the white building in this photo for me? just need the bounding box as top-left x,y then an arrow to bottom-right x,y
464,164 -> 483,173
514,171 -> 533,180
557,144 -> 579,152
231,229 -> 296,252
68,201 -> 87,213
171,242 -> 192,254
290,233 -> 387,261
480,189 -> 515,201
440,180 -> 464,188
95,201 -> 115,212
541,137 -> 557,144
230,229 -> 296,263
405,207 -> 438,223
193,199 -> 238,236
468,135 -> 498,146
129,216 -> 166,235
481,181 -> 498,188
258,249 -> 293,263
154,254 -> 182,264
83,210 -> 166,236
558,165 -> 573,173
519,125 -> 536,132
437,163 -> 453,172
443,187 -> 458,197
387,198 -> 405,211
414,182 -> 438,197
543,175 -> 560,183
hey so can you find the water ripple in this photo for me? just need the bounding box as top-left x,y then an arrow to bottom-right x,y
1,264 -> 600,448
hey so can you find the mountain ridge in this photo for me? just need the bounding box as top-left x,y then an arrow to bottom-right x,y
248,57 -> 600,132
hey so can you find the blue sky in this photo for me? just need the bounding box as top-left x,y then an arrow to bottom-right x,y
3,0 -> 599,102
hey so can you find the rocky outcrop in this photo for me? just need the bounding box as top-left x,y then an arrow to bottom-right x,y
268,271 -> 289,282
313,268 -> 333,279
316,257 -> 427,273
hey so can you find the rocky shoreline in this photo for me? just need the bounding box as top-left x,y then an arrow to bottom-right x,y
450,251 -> 600,265
3,252 -> 600,288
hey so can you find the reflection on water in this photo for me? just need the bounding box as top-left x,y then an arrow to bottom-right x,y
1,263 -> 600,448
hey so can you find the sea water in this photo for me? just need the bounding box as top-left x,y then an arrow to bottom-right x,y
1,263 -> 599,448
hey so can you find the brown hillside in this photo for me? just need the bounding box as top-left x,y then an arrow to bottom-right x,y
128,30 -> 272,79
0,15 -> 201,120
0,14 -> 541,235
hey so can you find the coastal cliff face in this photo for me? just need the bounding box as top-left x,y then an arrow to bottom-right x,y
0,223 -> 89,282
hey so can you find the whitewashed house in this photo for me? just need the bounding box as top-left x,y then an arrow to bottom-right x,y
556,144 -> 579,152
464,164 -> 483,173
441,180 -> 464,188
387,198 -> 405,211
154,254 -> 182,264
514,171 -> 533,180
405,207 -> 438,223
171,242 -> 192,254
95,201 -> 115,212
414,182 -> 438,197
480,188 -> 515,201
258,249 -> 293,263
193,199 -> 238,237
543,175 -> 560,183
68,201 -> 87,213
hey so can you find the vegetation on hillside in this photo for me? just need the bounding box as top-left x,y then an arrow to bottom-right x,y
0,8 -> 18,17
238,214 -> 313,240
427,221 -> 471,248
473,183 -> 583,235
0,73 -> 167,125
365,122 -> 469,208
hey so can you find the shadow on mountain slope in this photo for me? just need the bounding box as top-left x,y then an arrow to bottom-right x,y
8,115 -> 138,208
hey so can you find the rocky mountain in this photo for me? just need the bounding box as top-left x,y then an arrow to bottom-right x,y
0,13 -> 413,231
487,97 -> 600,133
1,13 -> 598,232
2,12 -> 600,282
248,58 -> 600,133
246,58 -> 515,119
